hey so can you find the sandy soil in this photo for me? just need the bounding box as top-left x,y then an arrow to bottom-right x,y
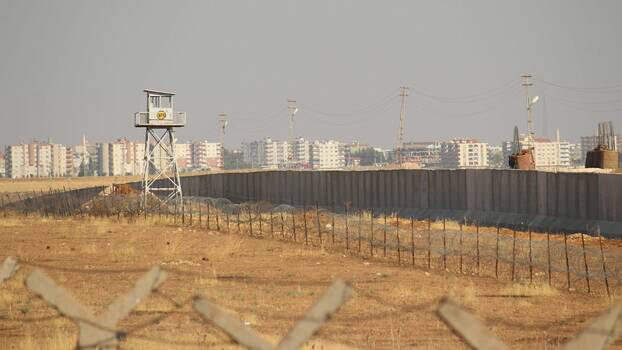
0,215 -> 620,349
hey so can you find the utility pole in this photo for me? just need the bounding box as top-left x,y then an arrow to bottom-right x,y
287,99 -> 298,167
521,74 -> 535,149
218,113 -> 227,169
396,86 -> 409,165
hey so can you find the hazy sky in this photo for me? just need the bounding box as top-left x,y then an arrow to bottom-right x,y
1,1 -> 621,149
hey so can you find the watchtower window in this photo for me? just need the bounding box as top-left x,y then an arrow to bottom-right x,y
160,96 -> 171,108
150,96 -> 160,108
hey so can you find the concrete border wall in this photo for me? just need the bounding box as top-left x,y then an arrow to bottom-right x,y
177,169 -> 622,237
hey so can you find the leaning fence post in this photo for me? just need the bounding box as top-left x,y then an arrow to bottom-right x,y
564,231 -> 571,291
581,231 -> 591,293
270,209 -> 274,238
237,209 -> 241,233
396,213 -> 401,264
280,211 -> 285,239
258,206 -> 263,236
206,203 -> 211,230
26,267 -> 166,350
331,203 -> 335,244
597,227 -> 611,298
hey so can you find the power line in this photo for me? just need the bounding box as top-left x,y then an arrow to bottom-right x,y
408,78 -> 519,103
535,78 -> 622,92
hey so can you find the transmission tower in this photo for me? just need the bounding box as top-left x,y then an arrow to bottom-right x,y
218,113 -> 228,169
287,99 -> 298,167
521,74 -> 536,149
396,86 -> 409,165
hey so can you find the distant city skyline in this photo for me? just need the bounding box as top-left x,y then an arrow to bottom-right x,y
1,1 -> 622,148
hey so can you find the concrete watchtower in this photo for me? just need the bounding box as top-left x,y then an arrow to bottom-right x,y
134,89 -> 186,210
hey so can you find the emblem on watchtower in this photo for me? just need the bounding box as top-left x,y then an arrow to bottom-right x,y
157,110 -> 167,120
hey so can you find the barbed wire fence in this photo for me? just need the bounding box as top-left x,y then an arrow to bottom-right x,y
2,187 -> 622,297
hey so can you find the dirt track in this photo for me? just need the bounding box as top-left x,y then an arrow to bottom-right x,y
0,215 -> 619,349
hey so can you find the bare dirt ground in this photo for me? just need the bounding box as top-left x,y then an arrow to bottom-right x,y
0,215 -> 620,349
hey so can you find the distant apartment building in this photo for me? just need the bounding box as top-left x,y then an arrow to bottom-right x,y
4,141 -> 70,178
401,141 -> 441,168
502,135 -> 571,168
190,141 -> 222,170
293,137 -> 312,168
311,140 -> 345,170
440,139 -> 488,168
97,139 -> 145,176
242,137 -> 291,169
0,152 -> 5,177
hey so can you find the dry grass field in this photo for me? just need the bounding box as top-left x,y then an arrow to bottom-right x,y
0,214 -> 621,349
0,176 -> 140,194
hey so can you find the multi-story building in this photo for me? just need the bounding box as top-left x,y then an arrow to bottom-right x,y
191,141 -> 222,170
0,152 -> 5,177
311,140 -> 345,170
4,141 -> 69,178
292,137 -> 312,168
440,139 -> 488,168
174,142 -> 193,171
503,135 -> 571,168
401,141 -> 441,168
97,143 -> 110,176
242,137 -> 291,169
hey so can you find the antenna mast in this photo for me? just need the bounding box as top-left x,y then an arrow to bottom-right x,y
397,86 -> 409,165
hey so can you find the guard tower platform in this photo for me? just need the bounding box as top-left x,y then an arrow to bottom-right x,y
134,90 -> 186,128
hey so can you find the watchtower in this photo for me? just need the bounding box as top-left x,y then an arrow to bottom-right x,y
134,90 -> 186,210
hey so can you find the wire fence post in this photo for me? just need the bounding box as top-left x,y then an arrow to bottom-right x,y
396,213 -> 401,265
248,206 -> 254,237
564,231 -> 571,291
316,203 -> 322,245
598,227 -> 611,298
292,209 -> 297,242
427,217 -> 431,270
512,229 -> 516,282
357,210 -> 362,254
443,218 -> 447,271
189,200 -> 193,226
237,210 -> 241,233
459,221 -> 463,275
345,203 -> 349,250
270,209 -> 274,238
370,208 -> 374,257
547,229 -> 552,287
258,206 -> 262,237
528,225 -> 533,284
383,210 -> 388,257
476,221 -> 480,276
198,201 -> 202,226
411,216 -> 415,267
495,225 -> 500,279
581,231 -> 591,293
280,211 -> 285,239
331,203 -> 335,244
303,205 -> 308,245
206,203 -> 211,230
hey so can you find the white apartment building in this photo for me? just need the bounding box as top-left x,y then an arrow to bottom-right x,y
440,139 -> 488,168
97,140 -> 146,176
191,141 -> 222,169
242,137 -> 291,169
503,135 -> 571,168
311,140 -> 345,170
5,142 -> 68,178
293,137 -> 312,168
